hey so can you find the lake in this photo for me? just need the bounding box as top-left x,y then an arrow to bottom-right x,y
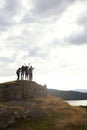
65,100 -> 87,106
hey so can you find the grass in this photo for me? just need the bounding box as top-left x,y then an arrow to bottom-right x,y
4,119 -> 55,130
1,95 -> 87,130
0,102 -> 4,108
3,119 -> 87,130
80,105 -> 87,109
70,127 -> 87,130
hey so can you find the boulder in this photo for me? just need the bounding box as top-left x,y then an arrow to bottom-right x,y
0,108 -> 15,128
0,80 -> 48,101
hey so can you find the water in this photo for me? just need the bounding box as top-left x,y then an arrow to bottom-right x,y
65,100 -> 87,106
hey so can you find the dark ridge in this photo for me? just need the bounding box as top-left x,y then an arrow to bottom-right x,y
48,89 -> 87,100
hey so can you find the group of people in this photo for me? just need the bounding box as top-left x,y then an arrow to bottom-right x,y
16,63 -> 35,81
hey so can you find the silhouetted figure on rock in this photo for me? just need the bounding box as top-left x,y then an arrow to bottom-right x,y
16,63 -> 35,81
21,65 -> 25,80
16,68 -> 20,80
29,66 -> 35,81
25,65 -> 29,80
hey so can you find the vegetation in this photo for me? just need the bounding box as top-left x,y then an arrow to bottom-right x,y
1,95 -> 87,130
80,105 -> 87,109
4,119 -> 87,130
0,81 -> 87,130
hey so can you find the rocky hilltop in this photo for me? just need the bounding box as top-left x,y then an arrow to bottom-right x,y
0,80 -> 47,101
0,81 -> 87,130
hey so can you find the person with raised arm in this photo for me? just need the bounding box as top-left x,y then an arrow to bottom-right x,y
29,65 -> 35,81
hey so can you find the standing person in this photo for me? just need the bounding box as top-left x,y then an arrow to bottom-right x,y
28,63 -> 30,80
21,65 -> 25,80
29,66 -> 35,81
16,68 -> 20,80
25,65 -> 28,80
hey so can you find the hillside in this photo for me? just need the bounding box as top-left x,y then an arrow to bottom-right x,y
74,89 -> 87,93
0,81 -> 87,130
48,89 -> 87,100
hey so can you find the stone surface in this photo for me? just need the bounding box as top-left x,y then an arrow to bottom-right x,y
0,108 -> 15,128
0,80 -> 48,128
0,80 -> 48,101
0,102 -> 47,128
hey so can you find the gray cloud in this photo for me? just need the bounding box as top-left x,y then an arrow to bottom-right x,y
66,7 -> 87,45
22,0 -> 77,23
78,15 -> 87,26
28,47 -> 49,59
31,0 -> 76,16
50,38 -> 62,46
4,0 -> 22,16
0,0 -> 23,31
0,56 -> 15,64
66,29 -> 87,45
77,0 -> 87,27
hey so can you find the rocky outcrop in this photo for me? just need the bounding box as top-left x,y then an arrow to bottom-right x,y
0,80 -> 47,101
0,80 -> 48,128
0,108 -> 15,128
0,81 -> 87,130
0,102 -> 47,128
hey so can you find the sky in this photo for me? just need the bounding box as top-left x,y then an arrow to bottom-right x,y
0,0 -> 87,90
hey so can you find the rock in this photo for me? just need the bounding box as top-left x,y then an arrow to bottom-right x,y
0,101 -> 47,128
13,106 -> 47,121
0,81 -> 48,128
0,108 -> 15,128
28,106 -> 47,120
0,80 -> 48,101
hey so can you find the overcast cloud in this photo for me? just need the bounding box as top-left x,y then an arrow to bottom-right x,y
0,0 -> 87,90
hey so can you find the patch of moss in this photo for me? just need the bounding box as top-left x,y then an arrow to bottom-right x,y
5,119 -> 55,130
71,127 -> 87,130
29,120 -> 55,130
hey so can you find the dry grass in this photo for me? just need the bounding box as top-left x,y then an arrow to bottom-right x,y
35,95 -> 87,129
0,102 -> 4,108
8,105 -> 24,112
1,95 -> 87,130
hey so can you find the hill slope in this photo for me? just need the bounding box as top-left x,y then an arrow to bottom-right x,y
48,89 -> 87,100
0,81 -> 87,130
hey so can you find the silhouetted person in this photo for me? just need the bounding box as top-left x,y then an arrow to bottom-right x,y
16,68 -> 20,80
21,65 -> 25,80
29,66 -> 35,81
25,65 -> 28,80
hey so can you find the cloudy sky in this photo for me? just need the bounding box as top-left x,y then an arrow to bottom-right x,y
0,0 -> 87,90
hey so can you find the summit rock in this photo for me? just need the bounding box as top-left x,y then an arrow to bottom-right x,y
0,80 -> 47,101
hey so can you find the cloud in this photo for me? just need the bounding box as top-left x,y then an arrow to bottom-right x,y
63,1 -> 87,45
66,29 -> 87,45
78,14 -> 87,26
22,0 -> 77,23
4,0 -> 22,16
77,0 -> 87,27
31,0 -> 76,16
0,54 -> 16,76
0,0 -> 23,31
0,56 -> 14,63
